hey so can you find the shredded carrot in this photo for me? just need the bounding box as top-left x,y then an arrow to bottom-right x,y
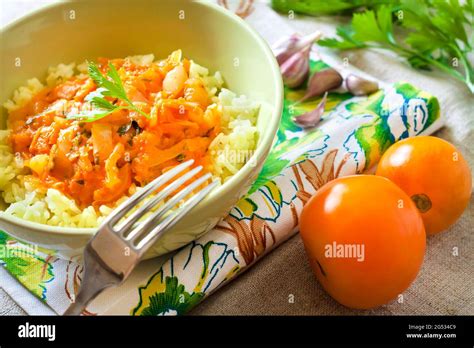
8,51 -> 221,208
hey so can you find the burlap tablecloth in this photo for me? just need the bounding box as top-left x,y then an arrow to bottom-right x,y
1,0 -> 472,316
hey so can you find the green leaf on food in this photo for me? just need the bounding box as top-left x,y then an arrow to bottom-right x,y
68,61 -> 150,122
85,88 -> 116,110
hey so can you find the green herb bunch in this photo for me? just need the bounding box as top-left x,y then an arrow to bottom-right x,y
272,0 -> 474,93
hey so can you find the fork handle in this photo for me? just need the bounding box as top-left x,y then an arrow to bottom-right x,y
63,289 -> 96,315
63,280 -> 112,315
63,247 -> 121,315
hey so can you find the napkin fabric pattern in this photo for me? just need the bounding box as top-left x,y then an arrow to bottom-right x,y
0,56 -> 441,315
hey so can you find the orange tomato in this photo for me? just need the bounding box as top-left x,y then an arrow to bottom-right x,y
376,136 -> 472,235
299,175 -> 425,309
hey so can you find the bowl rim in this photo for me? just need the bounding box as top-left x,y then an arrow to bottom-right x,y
0,0 -> 284,237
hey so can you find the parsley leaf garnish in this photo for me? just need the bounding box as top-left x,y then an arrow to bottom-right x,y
68,61 -> 150,122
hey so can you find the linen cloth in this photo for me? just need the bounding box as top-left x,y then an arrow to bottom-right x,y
1,1 -> 471,316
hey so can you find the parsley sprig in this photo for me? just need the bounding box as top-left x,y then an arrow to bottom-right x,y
68,62 -> 150,122
272,0 -> 474,93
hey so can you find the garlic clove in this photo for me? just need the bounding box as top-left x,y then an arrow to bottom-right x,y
281,47 -> 310,88
300,68 -> 343,102
274,34 -> 300,65
345,74 -> 379,96
273,31 -> 322,65
293,92 -> 328,128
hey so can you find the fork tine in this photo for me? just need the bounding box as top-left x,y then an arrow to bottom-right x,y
103,159 -> 194,227
136,180 -> 219,251
127,172 -> 213,243
115,165 -> 204,234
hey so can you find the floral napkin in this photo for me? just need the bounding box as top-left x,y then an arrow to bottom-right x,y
0,52 -> 442,315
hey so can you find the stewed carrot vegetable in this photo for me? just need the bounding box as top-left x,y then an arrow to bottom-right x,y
8,51 -> 220,208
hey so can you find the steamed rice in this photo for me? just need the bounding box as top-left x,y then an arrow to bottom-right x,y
0,55 -> 259,228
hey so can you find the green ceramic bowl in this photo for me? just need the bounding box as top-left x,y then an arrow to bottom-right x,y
0,0 -> 283,259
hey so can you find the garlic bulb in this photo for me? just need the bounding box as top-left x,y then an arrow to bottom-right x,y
281,47 -> 310,88
273,31 -> 322,65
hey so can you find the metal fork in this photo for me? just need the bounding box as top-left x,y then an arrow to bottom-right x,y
63,159 -> 217,315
